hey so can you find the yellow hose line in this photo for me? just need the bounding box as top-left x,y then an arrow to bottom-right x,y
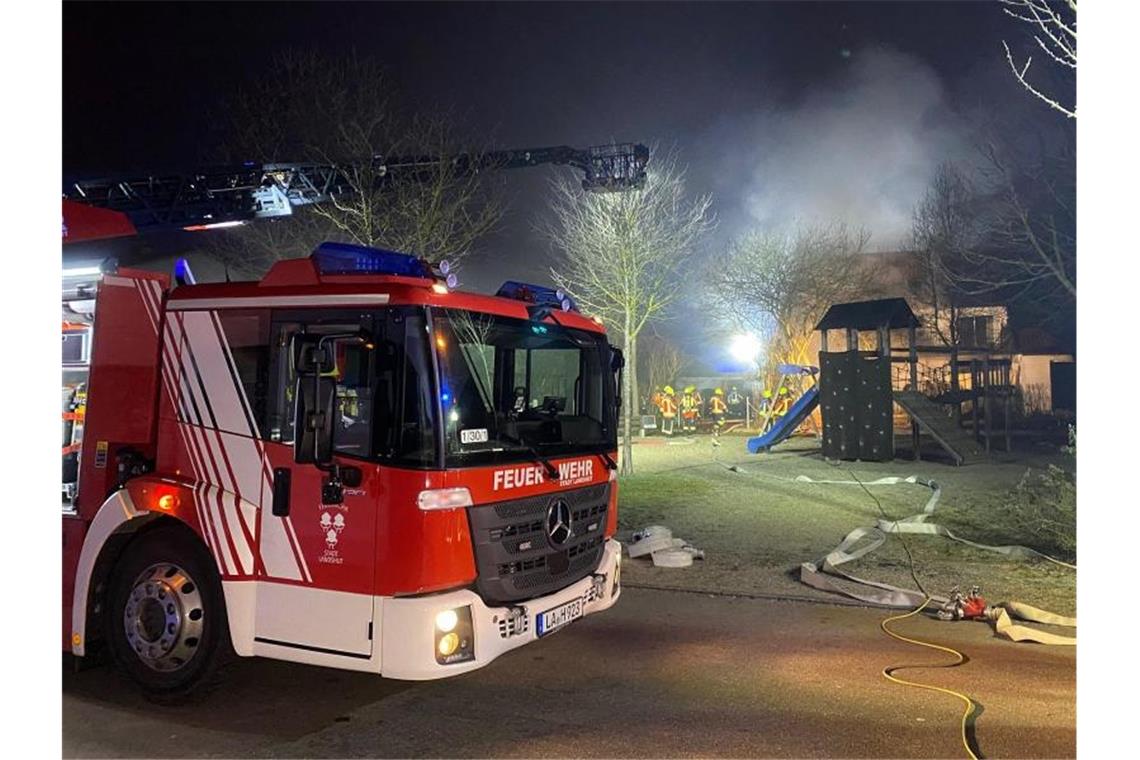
881,599 -> 980,760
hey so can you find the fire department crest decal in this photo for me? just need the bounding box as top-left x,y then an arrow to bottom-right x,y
318,507 -> 348,565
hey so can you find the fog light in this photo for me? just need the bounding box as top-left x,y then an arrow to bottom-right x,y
435,609 -> 459,633
438,632 -> 460,657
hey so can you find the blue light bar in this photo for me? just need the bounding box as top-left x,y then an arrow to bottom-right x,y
311,241 -> 433,278
496,281 -> 577,312
174,257 -> 196,286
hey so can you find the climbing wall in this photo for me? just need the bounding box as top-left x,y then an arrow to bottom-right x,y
820,350 -> 894,461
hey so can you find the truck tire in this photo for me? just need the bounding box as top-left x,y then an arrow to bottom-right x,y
105,524 -> 232,700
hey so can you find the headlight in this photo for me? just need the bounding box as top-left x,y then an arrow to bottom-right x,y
434,605 -> 474,665
435,609 -> 459,633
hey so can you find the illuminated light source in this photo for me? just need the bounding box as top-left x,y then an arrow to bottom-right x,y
310,241 -> 433,278
417,487 -> 473,511
434,605 -> 474,665
729,333 -> 763,366
62,266 -> 103,277
437,632 -> 460,657
173,257 -> 196,286
435,335 -> 447,350
431,283 -> 449,294
157,494 -> 177,511
435,609 -> 459,633
182,220 -> 246,231
449,409 -> 459,423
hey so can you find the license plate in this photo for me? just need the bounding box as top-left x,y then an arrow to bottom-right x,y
536,597 -> 584,637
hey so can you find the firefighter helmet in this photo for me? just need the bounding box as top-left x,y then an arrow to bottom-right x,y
664,385 -> 674,395
714,388 -> 724,396
779,387 -> 789,395
763,389 -> 773,398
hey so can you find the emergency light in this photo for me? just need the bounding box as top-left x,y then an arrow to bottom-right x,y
311,242 -> 434,278
496,281 -> 577,312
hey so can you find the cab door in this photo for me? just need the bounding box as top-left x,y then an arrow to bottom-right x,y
254,312 -> 382,660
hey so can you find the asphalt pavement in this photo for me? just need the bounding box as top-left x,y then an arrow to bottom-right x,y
62,587 -> 1075,758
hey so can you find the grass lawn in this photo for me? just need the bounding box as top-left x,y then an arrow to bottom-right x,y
614,432 -> 1077,616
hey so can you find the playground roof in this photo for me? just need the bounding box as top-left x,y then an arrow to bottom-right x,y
815,298 -> 921,331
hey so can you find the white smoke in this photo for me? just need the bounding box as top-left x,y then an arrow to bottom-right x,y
712,46 -> 973,250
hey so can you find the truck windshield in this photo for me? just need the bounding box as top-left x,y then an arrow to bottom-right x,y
433,309 -> 616,466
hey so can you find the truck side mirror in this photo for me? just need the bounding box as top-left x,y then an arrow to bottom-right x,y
609,345 -> 625,408
294,374 -> 337,465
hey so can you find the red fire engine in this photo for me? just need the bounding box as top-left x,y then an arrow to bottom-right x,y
62,242 -> 624,697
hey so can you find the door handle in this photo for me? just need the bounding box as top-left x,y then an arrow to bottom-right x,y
272,467 -> 292,516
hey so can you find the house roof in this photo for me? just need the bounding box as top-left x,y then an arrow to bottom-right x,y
815,297 -> 921,331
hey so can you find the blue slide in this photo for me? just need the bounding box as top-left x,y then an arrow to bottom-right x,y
746,386 -> 820,453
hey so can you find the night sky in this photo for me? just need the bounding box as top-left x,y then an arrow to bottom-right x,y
63,1 -> 1073,360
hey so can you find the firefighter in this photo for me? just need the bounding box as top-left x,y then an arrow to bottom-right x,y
649,386 -> 664,431
681,385 -> 699,433
772,386 -> 792,419
660,385 -> 678,436
709,387 -> 728,439
727,385 -> 743,417
759,388 -> 774,431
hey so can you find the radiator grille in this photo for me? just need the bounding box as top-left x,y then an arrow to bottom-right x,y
468,482 -> 610,604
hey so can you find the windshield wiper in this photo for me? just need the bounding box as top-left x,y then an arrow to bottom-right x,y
499,433 -> 560,481
533,440 -> 616,471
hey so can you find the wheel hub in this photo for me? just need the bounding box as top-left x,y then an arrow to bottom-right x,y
123,562 -> 205,672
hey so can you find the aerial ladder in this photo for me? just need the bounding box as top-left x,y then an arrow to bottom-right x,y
62,142 -> 650,242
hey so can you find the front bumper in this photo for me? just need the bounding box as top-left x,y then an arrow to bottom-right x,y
379,538 -> 621,680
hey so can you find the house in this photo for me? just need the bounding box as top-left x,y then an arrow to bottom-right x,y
843,251 -> 1075,416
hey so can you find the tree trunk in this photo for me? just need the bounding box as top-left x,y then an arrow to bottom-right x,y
628,334 -> 640,464
620,318 -> 635,476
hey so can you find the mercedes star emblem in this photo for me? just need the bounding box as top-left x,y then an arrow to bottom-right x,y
546,499 -> 573,547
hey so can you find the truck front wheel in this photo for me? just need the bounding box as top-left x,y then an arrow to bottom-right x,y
106,525 -> 231,699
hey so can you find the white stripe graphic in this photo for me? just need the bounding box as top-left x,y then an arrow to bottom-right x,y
169,316 -> 208,426
187,423 -> 240,575
253,443 -> 310,582
168,293 -> 390,310
211,311 -> 260,437
163,292 -> 309,583
145,279 -> 233,576
134,281 -> 159,335
181,310 -> 250,436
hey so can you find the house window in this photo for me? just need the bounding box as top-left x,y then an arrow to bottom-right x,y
957,315 -> 992,348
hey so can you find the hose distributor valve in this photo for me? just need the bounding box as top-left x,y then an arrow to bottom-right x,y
936,585 -> 988,621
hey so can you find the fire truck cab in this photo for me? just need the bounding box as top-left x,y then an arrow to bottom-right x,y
62,242 -> 623,697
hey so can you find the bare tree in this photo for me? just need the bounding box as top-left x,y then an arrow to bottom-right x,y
1000,0 -> 1077,119
639,332 -> 689,400
206,50 -> 505,276
710,223 -> 872,374
951,142 -> 1076,305
543,152 -> 714,474
206,208 -> 334,280
910,162 -> 985,347
310,114 -> 506,266
449,310 -> 498,412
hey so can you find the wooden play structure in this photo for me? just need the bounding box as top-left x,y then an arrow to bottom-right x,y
816,298 -> 1014,466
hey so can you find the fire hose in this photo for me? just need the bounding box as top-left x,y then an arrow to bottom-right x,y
714,458 -> 1076,758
